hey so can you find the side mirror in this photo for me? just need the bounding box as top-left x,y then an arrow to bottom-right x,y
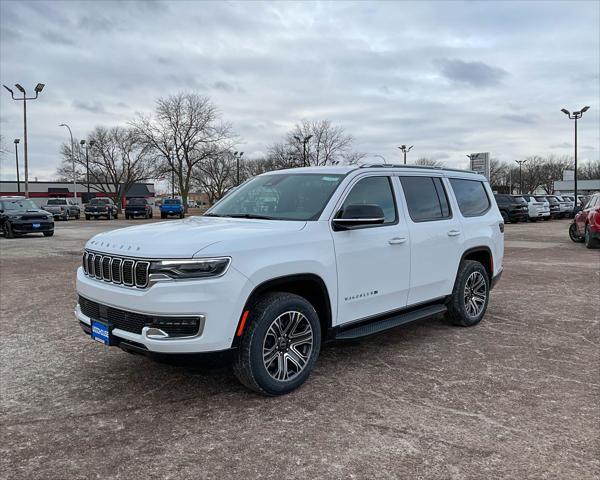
332,204 -> 385,230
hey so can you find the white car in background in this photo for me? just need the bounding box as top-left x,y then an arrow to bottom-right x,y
554,195 -> 573,218
521,195 -> 550,221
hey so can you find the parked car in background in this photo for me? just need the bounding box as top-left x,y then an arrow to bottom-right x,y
553,195 -> 572,218
494,194 -> 528,223
85,197 -> 119,220
537,195 -> 561,219
521,195 -> 550,221
43,198 -> 81,220
160,198 -> 184,219
1,196 -> 54,238
569,193 -> 600,249
125,198 -> 153,219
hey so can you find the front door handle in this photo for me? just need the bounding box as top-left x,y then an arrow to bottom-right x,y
388,237 -> 407,245
447,229 -> 461,237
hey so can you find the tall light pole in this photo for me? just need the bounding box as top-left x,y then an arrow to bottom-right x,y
59,123 -> 77,204
398,145 -> 413,164
294,135 -> 313,167
168,148 -> 176,198
14,139 -> 21,193
234,151 -> 244,186
561,106 -> 590,208
3,83 -> 45,198
515,160 -> 527,194
80,139 -> 95,199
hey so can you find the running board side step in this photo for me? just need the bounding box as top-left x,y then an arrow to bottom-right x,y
334,304 -> 447,340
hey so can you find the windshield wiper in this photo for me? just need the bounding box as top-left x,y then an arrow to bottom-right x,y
224,213 -> 274,220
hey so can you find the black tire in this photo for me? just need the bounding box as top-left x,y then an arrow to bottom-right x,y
180,212 -> 184,219
3,221 -> 14,239
107,211 -> 112,220
63,211 -> 69,221
150,211 -> 153,219
85,215 -> 91,220
125,214 -> 130,220
584,224 -> 599,249
233,292 -> 321,396
569,223 -> 584,243
161,213 -> 166,219
500,211 -> 509,224
43,231 -> 54,237
76,214 -> 80,220
446,260 -> 490,327
530,218 -> 537,222
115,213 -> 118,219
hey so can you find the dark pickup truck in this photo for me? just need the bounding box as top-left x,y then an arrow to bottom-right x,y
125,198 -> 153,219
85,197 -> 119,220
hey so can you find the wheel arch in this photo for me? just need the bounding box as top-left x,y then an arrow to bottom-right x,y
460,246 -> 493,281
232,273 -> 333,347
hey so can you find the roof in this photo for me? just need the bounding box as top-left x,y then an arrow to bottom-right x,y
266,164 -> 483,179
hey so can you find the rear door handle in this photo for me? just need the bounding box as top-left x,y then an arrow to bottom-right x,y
388,237 -> 407,245
447,230 -> 461,237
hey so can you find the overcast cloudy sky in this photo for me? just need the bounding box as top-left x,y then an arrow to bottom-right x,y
1,0 -> 598,181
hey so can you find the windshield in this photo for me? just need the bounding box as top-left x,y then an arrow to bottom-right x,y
207,173 -> 345,221
164,199 -> 180,205
513,196 -> 527,204
546,197 -> 559,204
90,198 -> 110,205
47,199 -> 67,205
535,196 -> 547,202
128,198 -> 146,205
1,199 -> 38,211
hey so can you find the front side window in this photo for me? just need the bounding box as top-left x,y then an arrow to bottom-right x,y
400,176 -> 451,222
207,173 -> 345,221
340,176 -> 397,224
450,179 -> 491,217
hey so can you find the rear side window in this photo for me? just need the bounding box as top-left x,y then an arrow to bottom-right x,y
342,176 -> 397,224
450,179 -> 491,217
400,176 -> 451,222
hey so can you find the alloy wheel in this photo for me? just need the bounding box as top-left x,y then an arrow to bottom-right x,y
463,271 -> 487,317
262,311 -> 313,382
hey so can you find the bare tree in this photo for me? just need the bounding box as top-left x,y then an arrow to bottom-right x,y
56,126 -> 153,208
132,93 -> 236,210
192,151 -> 237,205
579,159 -> 600,180
414,157 -> 444,167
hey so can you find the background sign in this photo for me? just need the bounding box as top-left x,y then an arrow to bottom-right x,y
469,152 -> 490,179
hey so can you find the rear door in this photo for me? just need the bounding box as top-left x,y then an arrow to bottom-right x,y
398,175 -> 463,306
331,174 -> 411,324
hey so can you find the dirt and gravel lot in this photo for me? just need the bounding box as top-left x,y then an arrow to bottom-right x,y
1,217 -> 598,480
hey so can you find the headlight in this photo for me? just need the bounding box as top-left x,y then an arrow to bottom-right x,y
149,257 -> 230,279
47,215 -> 53,221
9,215 -> 22,220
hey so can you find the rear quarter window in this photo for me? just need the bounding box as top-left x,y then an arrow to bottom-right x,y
400,176 -> 451,222
450,179 -> 491,217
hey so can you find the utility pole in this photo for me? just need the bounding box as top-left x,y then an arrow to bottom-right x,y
59,123 -> 77,204
80,139 -> 95,199
561,106 -> 590,209
294,135 -> 313,167
515,160 -> 527,195
14,139 -> 21,193
3,83 -> 45,198
398,145 -> 413,164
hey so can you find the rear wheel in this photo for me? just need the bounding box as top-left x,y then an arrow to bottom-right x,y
446,260 -> 489,327
569,223 -> 584,243
161,213 -> 166,219
43,231 -> 54,237
3,222 -> 14,238
233,292 -> 321,396
180,212 -> 184,219
585,224 -> 599,249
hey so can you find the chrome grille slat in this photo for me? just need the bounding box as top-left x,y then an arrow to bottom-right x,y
82,251 -> 150,289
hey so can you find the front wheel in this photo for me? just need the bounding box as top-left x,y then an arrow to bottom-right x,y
43,231 -> 54,237
569,223 -> 584,243
500,211 -> 509,224
446,260 -> 490,327
233,292 -> 321,396
85,215 -> 91,220
3,222 -> 14,238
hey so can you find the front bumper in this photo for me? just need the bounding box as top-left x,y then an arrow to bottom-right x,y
86,210 -> 108,216
75,265 -> 253,353
11,220 -> 54,233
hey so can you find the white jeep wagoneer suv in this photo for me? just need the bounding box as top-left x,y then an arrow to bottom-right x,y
76,165 -> 504,395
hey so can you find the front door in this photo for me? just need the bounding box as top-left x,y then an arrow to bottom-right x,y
331,175 -> 411,325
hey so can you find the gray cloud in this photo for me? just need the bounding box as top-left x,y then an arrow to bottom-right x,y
0,0 -> 598,182
435,58 -> 507,87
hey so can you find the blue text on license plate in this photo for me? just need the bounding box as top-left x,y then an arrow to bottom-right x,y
91,320 -> 111,345
32,223 -> 40,228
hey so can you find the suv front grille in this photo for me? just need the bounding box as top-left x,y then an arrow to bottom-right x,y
82,251 -> 150,288
78,296 -> 201,337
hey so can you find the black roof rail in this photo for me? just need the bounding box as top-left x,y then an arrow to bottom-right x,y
357,163 -> 478,174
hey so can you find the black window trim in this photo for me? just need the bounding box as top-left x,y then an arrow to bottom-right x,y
399,175 -> 453,223
449,177 -> 492,218
332,174 -> 399,230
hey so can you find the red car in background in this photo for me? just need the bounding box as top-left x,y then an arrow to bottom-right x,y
569,193 -> 600,249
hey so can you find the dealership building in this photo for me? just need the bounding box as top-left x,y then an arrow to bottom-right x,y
0,180 -> 156,207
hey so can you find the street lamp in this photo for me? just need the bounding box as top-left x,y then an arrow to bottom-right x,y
294,135 -> 313,167
3,82 -> 45,198
398,145 -> 413,164
561,106 -> 590,209
14,139 -> 21,193
234,151 -> 244,186
59,123 -> 77,204
80,139 -> 95,197
515,159 -> 527,194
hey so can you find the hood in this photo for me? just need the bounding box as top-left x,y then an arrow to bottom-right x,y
85,216 -> 307,258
